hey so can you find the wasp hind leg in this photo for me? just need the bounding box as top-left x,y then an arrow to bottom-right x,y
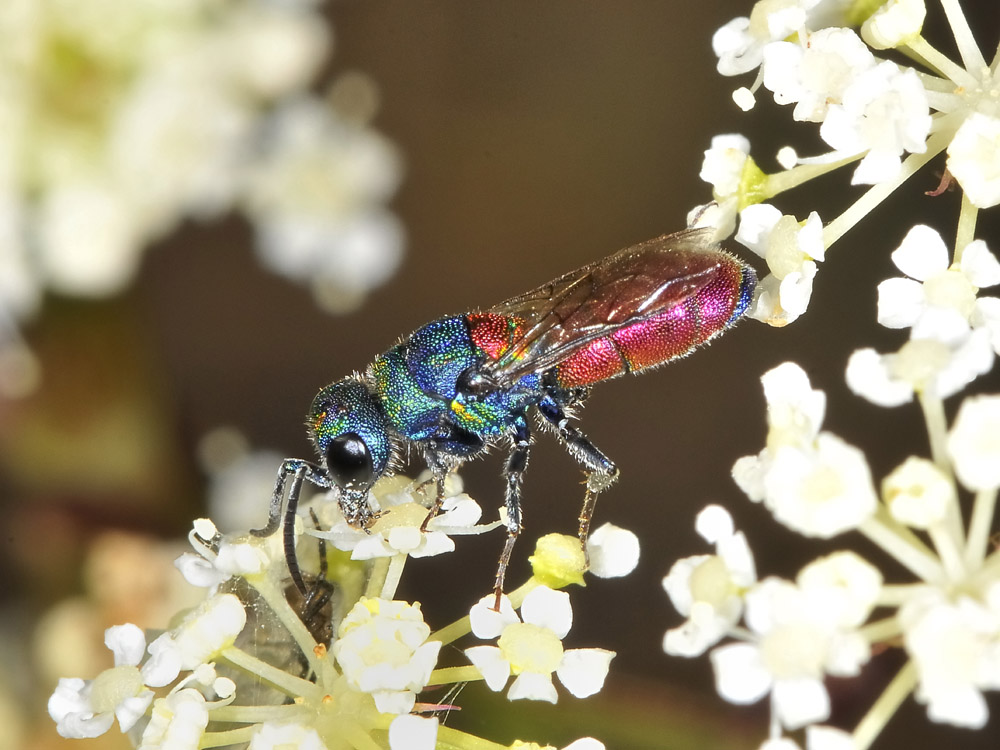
252,458 -> 331,595
492,414 -> 532,610
537,395 -> 619,563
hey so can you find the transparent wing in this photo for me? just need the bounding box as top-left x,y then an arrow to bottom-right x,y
482,228 -> 725,385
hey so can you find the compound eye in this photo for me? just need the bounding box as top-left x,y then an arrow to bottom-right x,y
325,432 -> 374,490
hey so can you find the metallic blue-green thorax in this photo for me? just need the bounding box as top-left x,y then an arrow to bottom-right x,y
370,316 -> 541,446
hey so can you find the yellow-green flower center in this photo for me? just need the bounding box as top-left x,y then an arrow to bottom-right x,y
497,623 -> 564,675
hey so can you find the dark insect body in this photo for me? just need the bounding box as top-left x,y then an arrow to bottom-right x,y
255,228 -> 757,605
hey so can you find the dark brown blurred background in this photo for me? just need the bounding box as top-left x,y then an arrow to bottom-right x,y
6,2 -> 1000,748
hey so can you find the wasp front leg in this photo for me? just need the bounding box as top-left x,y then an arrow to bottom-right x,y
493,414 -> 532,610
537,395 -> 619,558
420,422 -> 486,530
252,458 -> 332,595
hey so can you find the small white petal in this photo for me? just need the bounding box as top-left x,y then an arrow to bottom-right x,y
563,739 -> 606,750
877,277 -> 925,328
389,715 -> 438,750
845,348 -> 913,407
469,594 -> 519,640
508,672 -> 558,703
947,113 -> 1000,209
892,225 -> 949,281
947,394 -> 1000,490
586,523 -> 640,578
464,646 -> 511,691
772,677 -> 831,729
710,642 -> 772,704
105,624 -> 146,667
556,648 -> 615,698
695,505 -> 734,543
806,725 -> 856,750
520,587 -> 573,638
960,240 -> 1000,288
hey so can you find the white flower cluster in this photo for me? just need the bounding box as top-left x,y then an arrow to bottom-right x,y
50,471 -> 636,749
0,0 -> 403,391
847,224 -> 1000,406
696,0 -> 1000,327
665,362 -> 1000,747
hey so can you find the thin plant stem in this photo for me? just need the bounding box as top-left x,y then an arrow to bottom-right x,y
852,660 -> 918,750
938,0 -> 987,73
954,193 -> 979,262
859,511 -> 946,584
965,489 -> 999,568
859,616 -> 902,644
822,132 -> 949,248
429,665 -> 485,685
220,646 -> 320,700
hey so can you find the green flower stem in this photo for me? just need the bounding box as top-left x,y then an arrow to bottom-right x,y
906,35 -> 978,88
822,131 -> 949,248
428,665 -> 485,685
852,660 -> 918,750
954,192 -> 979,262
247,576 -> 335,685
200,726 -> 257,748
928,523 -> 967,581
965,488 -> 998,568
876,583 -> 932,607
364,556 -> 392,599
859,616 -> 902,645
859,510 -> 946,585
762,154 -> 860,199
919,391 -> 952,475
436,724 -> 511,750
342,719 -> 387,750
430,615 -> 473,648
938,0 -> 987,73
220,645 -> 321,701
207,703 -> 305,726
380,554 -> 408,600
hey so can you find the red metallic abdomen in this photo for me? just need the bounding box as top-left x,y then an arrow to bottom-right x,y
553,258 -> 751,387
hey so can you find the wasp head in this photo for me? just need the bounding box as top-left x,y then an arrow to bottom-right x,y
307,378 -> 391,526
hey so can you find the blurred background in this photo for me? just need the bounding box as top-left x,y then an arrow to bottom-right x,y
3,1 -> 999,748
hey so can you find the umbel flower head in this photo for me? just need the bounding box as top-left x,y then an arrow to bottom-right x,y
696,0 -> 1000,330
48,472 -> 632,750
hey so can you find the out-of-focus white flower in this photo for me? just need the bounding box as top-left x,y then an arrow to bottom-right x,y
465,587 -> 614,703
248,720 -> 328,750
762,434 -> 878,538
709,577 -> 870,729
846,331 -> 995,407
947,394 -> 1000,491
820,61 -> 930,184
900,588 -> 1000,728
663,505 -> 756,657
735,363 -> 876,537
331,598 -> 441,715
712,3 -> 811,77
759,725 -> 856,750
947,113 -> 1000,209
882,456 -> 955,528
48,624 -> 177,739
876,225 -> 1000,345
137,689 -> 210,750
736,204 -> 824,326
796,551 -> 882,629
147,594 -> 247,675
243,98 -> 404,314
698,134 -> 760,236
586,523 -> 640,579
